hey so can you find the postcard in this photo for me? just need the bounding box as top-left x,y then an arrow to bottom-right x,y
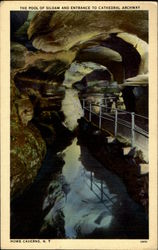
0,1 -> 157,249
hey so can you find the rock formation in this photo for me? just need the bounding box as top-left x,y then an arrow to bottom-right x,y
10,77 -> 46,198
10,10 -> 148,197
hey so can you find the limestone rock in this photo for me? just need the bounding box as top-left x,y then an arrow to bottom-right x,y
28,11 -> 148,53
27,11 -> 148,88
63,61 -> 111,88
10,79 -> 46,198
117,32 -> 148,75
11,42 -> 28,69
78,46 -> 122,63
11,121 -> 46,198
61,89 -> 83,131
16,95 -> 34,126
38,96 -> 62,111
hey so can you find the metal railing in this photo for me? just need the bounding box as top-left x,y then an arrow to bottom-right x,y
83,169 -> 116,207
82,98 -> 148,148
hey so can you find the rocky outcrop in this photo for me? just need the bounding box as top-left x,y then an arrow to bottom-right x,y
9,11 -> 149,240
11,42 -> 28,69
27,11 -> 148,85
11,122 -> 46,198
16,95 -> 34,126
10,79 -> 46,198
40,175 -> 66,238
10,10 -> 149,198
26,11 -> 148,116
61,61 -> 121,130
28,11 -> 148,53
61,89 -> 83,131
12,9 -> 149,120
117,32 -> 148,83
78,118 -> 148,212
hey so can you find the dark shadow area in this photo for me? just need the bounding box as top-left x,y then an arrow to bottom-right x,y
101,33 -> 141,79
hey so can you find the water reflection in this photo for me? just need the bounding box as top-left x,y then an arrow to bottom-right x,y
41,138 -> 148,239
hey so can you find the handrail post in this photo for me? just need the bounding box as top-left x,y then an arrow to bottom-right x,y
101,180 -> 103,201
82,99 -> 85,116
89,102 -> 92,122
90,171 -> 93,190
105,99 -> 107,113
114,109 -> 118,137
99,105 -> 102,129
131,112 -> 135,147
100,98 -> 103,106
102,98 -> 105,106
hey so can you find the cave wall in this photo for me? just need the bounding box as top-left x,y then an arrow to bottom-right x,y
10,77 -> 46,198
10,10 -> 148,197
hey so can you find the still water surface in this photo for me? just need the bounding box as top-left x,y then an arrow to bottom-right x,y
41,138 -> 148,239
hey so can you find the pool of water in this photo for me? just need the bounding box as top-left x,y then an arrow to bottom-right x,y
40,138 -> 148,239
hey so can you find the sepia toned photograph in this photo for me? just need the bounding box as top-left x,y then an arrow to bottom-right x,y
0,1 -> 157,249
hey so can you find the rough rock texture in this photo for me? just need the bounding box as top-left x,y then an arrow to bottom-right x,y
27,11 -> 148,114
61,89 -> 83,131
40,175 -> 66,238
27,11 -> 148,83
78,118 -> 148,213
10,11 -> 149,239
61,61 -> 122,129
11,78 -> 46,198
11,122 -> 46,198
28,11 -> 148,52
12,10 -> 148,117
11,42 -> 28,69
10,10 -> 149,198
63,61 -> 113,88
16,95 -> 34,126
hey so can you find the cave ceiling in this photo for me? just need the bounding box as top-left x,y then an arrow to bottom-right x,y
11,11 -> 148,85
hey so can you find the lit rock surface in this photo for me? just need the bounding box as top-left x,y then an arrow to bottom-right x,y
11,42 -> 28,69
63,61 -> 112,88
10,79 -> 46,198
11,122 -> 46,198
117,32 -> 148,84
27,11 -> 148,86
61,61 -> 113,130
117,32 -> 148,74
10,10 -> 149,198
10,11 -> 149,238
79,46 -> 122,63
61,89 -> 83,131
28,11 -> 148,53
16,95 -> 34,126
